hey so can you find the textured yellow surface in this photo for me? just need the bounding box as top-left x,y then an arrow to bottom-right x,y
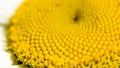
8,0 -> 120,68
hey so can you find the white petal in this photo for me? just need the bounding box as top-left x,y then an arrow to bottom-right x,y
0,0 -> 23,23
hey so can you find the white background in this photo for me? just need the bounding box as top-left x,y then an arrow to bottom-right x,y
0,0 -> 23,68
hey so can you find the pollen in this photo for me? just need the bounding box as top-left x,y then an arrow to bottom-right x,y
8,0 -> 120,68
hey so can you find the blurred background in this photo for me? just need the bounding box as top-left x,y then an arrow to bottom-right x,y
0,0 -> 23,67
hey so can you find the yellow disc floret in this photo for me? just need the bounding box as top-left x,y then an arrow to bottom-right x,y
8,0 -> 120,67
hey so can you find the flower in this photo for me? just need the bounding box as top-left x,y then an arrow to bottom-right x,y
8,0 -> 120,67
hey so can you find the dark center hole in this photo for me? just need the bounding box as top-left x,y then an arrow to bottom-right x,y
74,15 -> 79,22
73,10 -> 81,23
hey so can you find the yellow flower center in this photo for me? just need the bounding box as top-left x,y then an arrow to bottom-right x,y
8,0 -> 120,67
